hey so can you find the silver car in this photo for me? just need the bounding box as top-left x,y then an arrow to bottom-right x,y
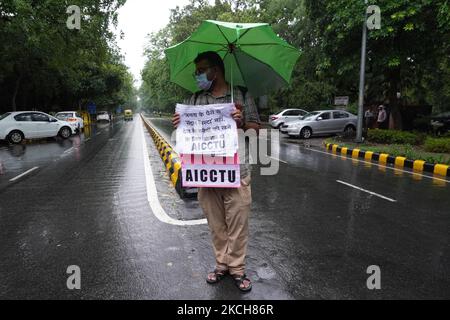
269,108 -> 308,129
281,110 -> 357,139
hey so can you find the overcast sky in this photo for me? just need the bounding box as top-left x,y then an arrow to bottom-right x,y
114,0 -> 193,87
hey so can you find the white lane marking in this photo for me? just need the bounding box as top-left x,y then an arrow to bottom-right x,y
9,167 -> 39,182
63,147 -> 74,154
260,133 -> 450,182
255,136 -> 288,164
337,180 -> 397,202
140,120 -> 207,226
303,147 -> 450,184
84,138 -> 91,142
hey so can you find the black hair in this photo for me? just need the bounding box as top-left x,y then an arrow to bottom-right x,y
194,51 -> 225,75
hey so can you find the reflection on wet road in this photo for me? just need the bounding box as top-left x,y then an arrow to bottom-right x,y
0,122 -> 111,187
0,116 -> 449,299
146,117 -> 450,299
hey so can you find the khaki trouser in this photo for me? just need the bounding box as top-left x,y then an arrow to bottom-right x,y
198,175 -> 252,276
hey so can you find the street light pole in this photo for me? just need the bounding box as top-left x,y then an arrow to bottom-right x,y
356,0 -> 369,143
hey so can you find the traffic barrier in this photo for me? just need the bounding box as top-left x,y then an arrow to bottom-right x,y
141,114 -> 194,198
325,143 -> 450,177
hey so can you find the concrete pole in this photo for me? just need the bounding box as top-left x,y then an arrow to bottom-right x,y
356,0 -> 369,143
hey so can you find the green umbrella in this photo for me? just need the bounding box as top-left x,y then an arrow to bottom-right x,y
165,20 -> 300,100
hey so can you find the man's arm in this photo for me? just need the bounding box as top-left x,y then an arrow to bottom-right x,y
242,91 -> 261,133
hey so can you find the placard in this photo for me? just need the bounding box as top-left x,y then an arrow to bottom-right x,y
181,154 -> 240,188
175,103 -> 238,157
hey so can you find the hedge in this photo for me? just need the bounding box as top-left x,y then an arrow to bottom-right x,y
424,137 -> 450,153
367,129 -> 422,145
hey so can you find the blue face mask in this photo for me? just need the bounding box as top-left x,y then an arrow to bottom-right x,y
195,72 -> 214,91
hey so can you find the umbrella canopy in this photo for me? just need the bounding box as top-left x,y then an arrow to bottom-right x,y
165,20 -> 301,98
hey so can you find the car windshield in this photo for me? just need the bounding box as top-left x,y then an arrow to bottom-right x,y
302,112 -> 321,120
56,113 -> 72,120
98,111 -> 108,115
0,112 -> 11,121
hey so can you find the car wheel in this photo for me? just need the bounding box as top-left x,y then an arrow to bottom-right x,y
8,130 -> 24,144
344,125 -> 356,137
59,127 -> 72,139
300,127 -> 312,139
276,123 -> 284,129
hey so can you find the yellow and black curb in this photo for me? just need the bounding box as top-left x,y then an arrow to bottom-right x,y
141,115 -> 193,198
325,143 -> 450,177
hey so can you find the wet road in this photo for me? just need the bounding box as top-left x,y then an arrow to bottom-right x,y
0,116 -> 449,299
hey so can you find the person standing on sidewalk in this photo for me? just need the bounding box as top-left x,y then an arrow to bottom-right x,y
364,106 -> 375,129
172,51 -> 261,293
376,104 -> 388,129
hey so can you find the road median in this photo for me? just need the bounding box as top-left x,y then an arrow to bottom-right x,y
140,114 -> 194,198
324,142 -> 450,177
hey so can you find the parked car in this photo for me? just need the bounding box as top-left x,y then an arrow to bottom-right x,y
124,109 -> 133,121
97,111 -> 110,122
430,111 -> 450,135
0,111 -> 76,144
269,109 -> 309,129
55,111 -> 84,133
281,110 -> 357,139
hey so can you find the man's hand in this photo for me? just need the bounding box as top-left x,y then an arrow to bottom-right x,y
172,113 -> 180,128
232,104 -> 243,128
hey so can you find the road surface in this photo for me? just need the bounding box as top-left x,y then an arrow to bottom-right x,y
0,116 -> 449,299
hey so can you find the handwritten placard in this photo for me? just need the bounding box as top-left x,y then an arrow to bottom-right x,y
175,103 -> 238,157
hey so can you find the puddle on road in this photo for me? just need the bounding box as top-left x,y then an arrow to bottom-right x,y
256,263 -> 277,280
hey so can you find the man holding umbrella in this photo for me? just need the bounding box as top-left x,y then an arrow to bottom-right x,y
167,20 -> 300,293
173,51 -> 260,292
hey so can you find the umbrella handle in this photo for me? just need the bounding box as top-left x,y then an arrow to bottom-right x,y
230,56 -> 234,104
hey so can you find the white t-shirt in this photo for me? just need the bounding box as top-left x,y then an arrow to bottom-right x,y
377,108 -> 387,123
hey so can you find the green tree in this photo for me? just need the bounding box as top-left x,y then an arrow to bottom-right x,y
0,0 -> 133,113
140,0 -> 450,125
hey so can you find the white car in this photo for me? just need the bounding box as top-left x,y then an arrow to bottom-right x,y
269,109 -> 309,129
55,111 -> 84,133
0,111 -> 76,144
97,111 -> 110,122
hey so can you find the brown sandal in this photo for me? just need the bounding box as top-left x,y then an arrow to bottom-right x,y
233,274 -> 252,292
206,269 -> 229,284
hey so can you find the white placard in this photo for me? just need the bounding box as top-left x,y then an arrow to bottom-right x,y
182,164 -> 241,188
175,103 -> 238,157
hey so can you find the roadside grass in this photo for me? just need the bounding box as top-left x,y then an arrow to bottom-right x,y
324,137 -> 450,165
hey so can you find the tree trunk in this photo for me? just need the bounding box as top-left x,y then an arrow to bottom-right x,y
387,69 -> 403,130
12,74 -> 22,112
